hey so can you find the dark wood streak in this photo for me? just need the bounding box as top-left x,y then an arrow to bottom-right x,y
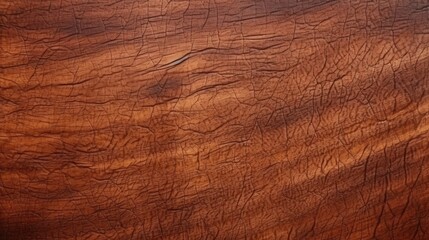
1,0 -> 429,239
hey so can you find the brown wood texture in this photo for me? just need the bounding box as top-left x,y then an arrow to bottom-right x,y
1,0 -> 429,239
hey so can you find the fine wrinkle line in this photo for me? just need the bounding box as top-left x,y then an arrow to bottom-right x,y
162,53 -> 191,69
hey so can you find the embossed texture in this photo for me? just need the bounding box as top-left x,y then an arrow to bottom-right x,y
1,0 -> 429,239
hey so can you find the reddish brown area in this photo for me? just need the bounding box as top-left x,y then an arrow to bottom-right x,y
1,0 -> 429,239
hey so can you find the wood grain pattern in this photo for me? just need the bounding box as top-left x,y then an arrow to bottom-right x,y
1,0 -> 429,239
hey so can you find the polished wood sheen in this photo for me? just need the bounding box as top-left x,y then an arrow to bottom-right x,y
1,0 -> 429,239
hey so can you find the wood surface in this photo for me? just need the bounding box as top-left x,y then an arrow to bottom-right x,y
1,0 -> 429,239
